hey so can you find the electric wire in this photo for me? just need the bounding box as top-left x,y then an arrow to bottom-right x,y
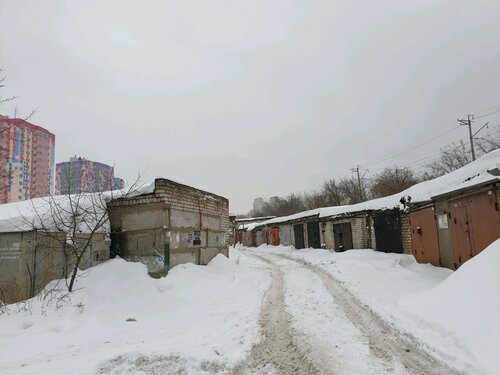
474,103 -> 500,117
362,126 -> 461,168
474,109 -> 500,120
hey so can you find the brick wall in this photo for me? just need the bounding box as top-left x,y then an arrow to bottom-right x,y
321,221 -> 334,249
107,178 -> 229,271
352,216 -> 370,248
400,213 -> 412,255
368,216 -> 377,251
321,216 -> 371,251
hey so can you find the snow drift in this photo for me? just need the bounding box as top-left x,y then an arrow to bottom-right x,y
0,254 -> 270,375
399,239 -> 500,374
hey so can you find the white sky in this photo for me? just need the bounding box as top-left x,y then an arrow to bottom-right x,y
1,0 -> 499,214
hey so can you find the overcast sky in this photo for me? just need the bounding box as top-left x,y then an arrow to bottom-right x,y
1,0 -> 499,214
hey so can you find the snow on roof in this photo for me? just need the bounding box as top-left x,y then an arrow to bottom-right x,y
235,216 -> 276,223
0,191 -> 118,233
126,177 -> 228,201
0,177 -> 229,233
127,180 -> 156,198
241,208 -> 322,231
245,149 -> 500,229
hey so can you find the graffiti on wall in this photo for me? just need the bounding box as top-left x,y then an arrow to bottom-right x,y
0,242 -> 21,259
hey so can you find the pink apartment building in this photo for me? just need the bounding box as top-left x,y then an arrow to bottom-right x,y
0,116 -> 55,204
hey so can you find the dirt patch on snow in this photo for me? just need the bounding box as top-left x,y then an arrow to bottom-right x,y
97,354 -> 188,375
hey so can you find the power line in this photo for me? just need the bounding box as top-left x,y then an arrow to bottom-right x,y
474,109 -> 500,120
362,126 -> 461,168
474,103 -> 500,116
403,153 -> 442,168
402,136 -> 474,169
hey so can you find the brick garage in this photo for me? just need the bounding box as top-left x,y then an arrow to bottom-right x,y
107,178 -> 229,274
321,215 -> 371,251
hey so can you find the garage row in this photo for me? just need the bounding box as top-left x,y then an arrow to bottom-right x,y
236,152 -> 500,270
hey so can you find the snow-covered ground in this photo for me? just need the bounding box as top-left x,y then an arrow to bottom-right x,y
1,242 -> 498,374
0,254 -> 270,374
247,242 -> 499,375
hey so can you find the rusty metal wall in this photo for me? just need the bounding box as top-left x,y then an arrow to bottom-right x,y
271,227 -> 280,246
409,207 -> 441,266
449,187 -> 500,268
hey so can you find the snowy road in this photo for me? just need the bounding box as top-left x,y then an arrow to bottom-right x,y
2,246 -> 494,374
237,251 -> 457,375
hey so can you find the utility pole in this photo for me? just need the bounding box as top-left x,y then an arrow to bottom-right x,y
458,115 -> 475,161
351,165 -> 366,202
458,115 -> 490,161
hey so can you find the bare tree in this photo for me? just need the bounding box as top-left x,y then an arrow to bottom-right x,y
337,176 -> 365,204
245,176 -> 367,217
473,124 -> 500,154
371,166 -> 419,198
320,179 -> 346,207
423,131 -> 500,179
0,68 -> 17,106
19,179 -> 142,293
303,190 -> 327,210
423,140 -> 472,178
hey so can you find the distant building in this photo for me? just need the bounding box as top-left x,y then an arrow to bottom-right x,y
0,117 -> 56,204
253,197 -> 265,212
56,157 -> 114,194
269,196 -> 280,205
113,177 -> 124,190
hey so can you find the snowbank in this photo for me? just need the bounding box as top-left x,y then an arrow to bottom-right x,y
0,253 -> 270,375
399,240 -> 500,374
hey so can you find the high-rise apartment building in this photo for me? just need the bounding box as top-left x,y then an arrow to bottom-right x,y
113,177 -> 124,190
56,157 -> 114,194
0,117 -> 56,204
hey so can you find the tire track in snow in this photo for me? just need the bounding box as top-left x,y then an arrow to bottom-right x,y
277,257 -> 389,374
233,253 -> 322,375
276,253 -> 459,375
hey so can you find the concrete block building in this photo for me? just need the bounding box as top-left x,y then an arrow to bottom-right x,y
107,178 -> 230,274
0,229 -> 109,304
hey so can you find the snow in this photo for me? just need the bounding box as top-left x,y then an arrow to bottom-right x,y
0,191 -> 116,233
277,256 -> 390,373
243,149 -> 500,230
0,253 -> 270,374
126,180 -> 156,198
2,243 -> 497,374
126,177 -> 227,200
248,244 -> 497,374
399,239 -> 500,375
